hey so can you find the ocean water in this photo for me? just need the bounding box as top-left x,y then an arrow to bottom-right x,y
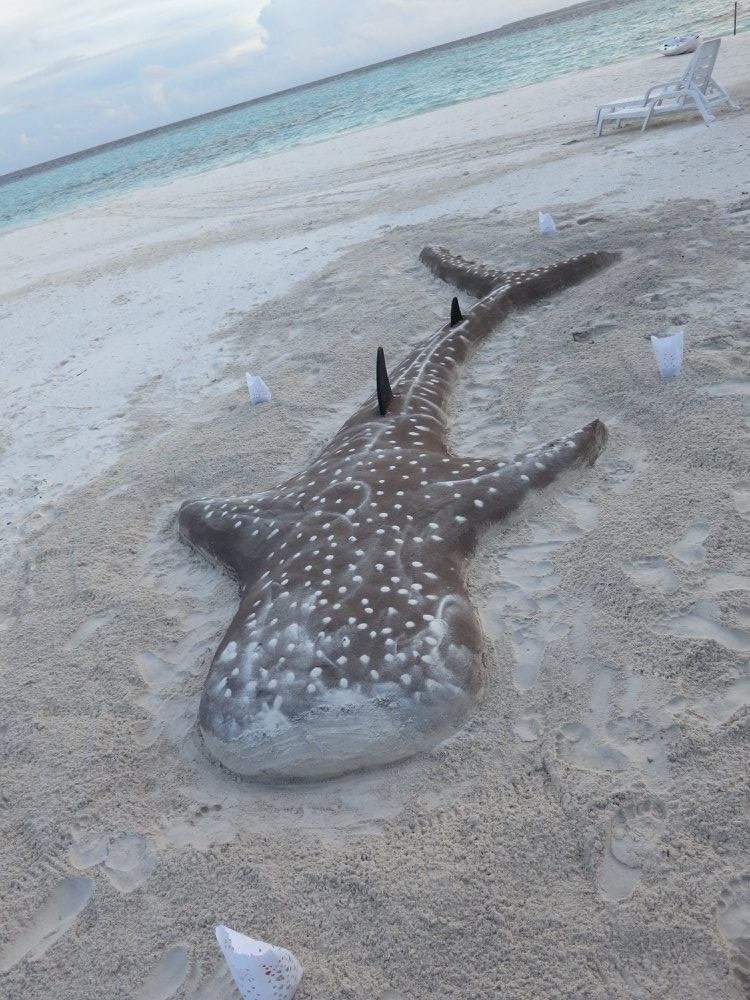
0,0 -> 746,234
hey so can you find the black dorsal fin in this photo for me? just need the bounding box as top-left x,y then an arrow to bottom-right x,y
376,346 -> 392,416
450,296 -> 463,327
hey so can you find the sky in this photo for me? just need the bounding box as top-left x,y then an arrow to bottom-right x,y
0,0 -> 564,175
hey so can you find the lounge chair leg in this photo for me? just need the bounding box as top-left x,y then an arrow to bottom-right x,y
691,91 -> 717,126
714,82 -> 740,111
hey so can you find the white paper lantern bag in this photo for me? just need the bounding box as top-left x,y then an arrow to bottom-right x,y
650,329 -> 684,379
215,925 -> 303,1000
246,373 -> 272,404
538,211 -> 557,236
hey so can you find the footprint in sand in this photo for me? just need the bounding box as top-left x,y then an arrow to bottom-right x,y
185,960 -> 237,1000
599,445 -> 645,497
666,676 -> 750,729
699,378 -> 750,399
0,876 -> 93,973
655,599 -> 750,654
69,831 -> 156,893
598,798 -> 666,902
622,556 -> 679,595
648,552 -> 750,655
513,713 -> 543,743
733,486 -> 750,519
705,573 -> 750,595
556,721 -> 628,774
571,320 -> 616,343
479,491 -> 599,692
716,875 -> 750,996
136,945 -> 190,1000
480,532 -> 572,692
63,610 -> 114,652
554,666 -> 671,785
670,519 -> 712,565
98,834 -> 157,893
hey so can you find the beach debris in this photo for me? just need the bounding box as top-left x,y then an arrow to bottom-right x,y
538,211 -> 557,236
659,34 -> 699,56
215,925 -> 303,1000
651,329 -> 684,379
245,373 -> 271,405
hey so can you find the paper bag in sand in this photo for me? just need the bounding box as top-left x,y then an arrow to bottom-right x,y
215,925 -> 303,1000
246,373 -> 272,404
538,211 -> 557,236
651,329 -> 683,379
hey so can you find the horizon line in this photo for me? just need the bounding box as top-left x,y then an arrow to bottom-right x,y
0,0 -> 640,185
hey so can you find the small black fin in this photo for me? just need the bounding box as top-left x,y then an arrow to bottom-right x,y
376,346 -> 392,416
450,296 -> 463,327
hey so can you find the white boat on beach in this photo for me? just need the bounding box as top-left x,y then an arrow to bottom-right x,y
659,34 -> 700,56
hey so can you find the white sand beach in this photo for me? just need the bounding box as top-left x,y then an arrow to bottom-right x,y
1,36 -> 749,999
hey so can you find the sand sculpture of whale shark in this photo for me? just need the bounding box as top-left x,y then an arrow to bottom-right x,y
179,244 -> 620,780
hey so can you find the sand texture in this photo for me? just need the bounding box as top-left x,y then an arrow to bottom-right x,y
1,37 -> 749,1000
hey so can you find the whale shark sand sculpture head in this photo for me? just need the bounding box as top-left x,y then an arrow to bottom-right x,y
179,245 -> 620,780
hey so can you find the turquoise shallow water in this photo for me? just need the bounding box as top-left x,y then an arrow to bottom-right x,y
0,0 -> 746,234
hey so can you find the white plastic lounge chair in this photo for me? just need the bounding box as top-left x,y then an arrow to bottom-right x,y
596,38 -> 739,136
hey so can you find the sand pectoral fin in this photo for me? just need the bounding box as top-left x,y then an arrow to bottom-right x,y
430,420 -> 608,528
178,495 -> 284,578
509,418 -> 608,482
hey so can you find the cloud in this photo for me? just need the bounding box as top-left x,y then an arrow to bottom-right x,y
222,13 -> 269,63
0,0 -> 556,175
223,34 -> 268,65
10,43 -> 143,88
142,66 -> 170,111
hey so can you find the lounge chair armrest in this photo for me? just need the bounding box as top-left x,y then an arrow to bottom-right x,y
644,81 -> 682,100
597,97 -> 649,113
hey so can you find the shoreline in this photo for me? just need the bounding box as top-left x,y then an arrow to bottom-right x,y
0,0 -> 647,192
